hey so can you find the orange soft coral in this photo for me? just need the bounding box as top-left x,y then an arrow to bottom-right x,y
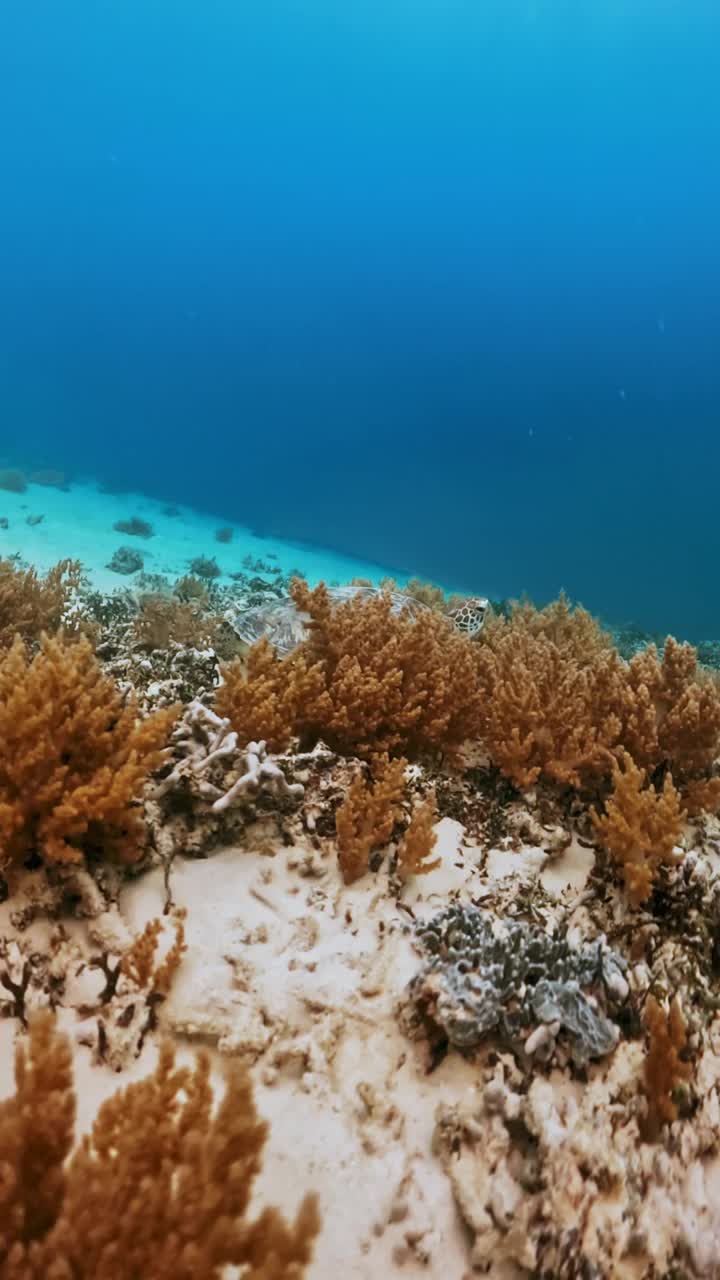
590,750 -> 686,905
215,636 -> 328,754
218,581 -> 483,762
641,994 -> 692,1140
335,755 -> 407,884
0,634 -> 178,875
476,601 -> 720,794
0,1012 -> 320,1278
396,797 -> 440,880
624,637 -> 720,779
0,557 -> 84,650
475,619 -> 627,788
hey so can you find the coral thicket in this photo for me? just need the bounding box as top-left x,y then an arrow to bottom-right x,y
476,597 -> 720,793
642,994 -> 692,1139
396,798 -> 440,879
0,1012 -> 320,1278
132,595 -> 218,651
218,580 -> 483,761
335,756 -> 407,884
590,751 -> 686,905
0,634 -> 177,875
0,558 -> 83,651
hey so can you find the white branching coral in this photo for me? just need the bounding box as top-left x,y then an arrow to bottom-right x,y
155,699 -> 305,811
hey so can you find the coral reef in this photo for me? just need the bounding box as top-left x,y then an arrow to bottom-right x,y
642,993 -> 693,1138
625,635 -> 720,778
149,699 -> 304,859
0,1012 -> 320,1278
475,602 -> 628,788
2,557 -> 720,1277
590,749 -> 686,904
395,797 -> 440,879
0,558 -> 83,650
132,594 -> 218,651
215,525 -> 233,543
398,576 -> 447,609
155,699 -> 304,812
0,468 -> 27,493
113,516 -> 154,538
173,573 -> 210,604
189,554 -> 221,579
335,755 -> 407,884
215,636 -> 325,752
107,546 -> 144,575
0,634 -> 177,876
403,904 -> 628,1065
475,597 -> 720,792
218,580 -> 483,760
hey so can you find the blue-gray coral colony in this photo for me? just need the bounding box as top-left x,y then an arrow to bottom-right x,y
407,904 -> 628,1065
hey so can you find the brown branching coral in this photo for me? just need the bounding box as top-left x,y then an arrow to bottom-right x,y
0,634 -> 178,876
173,574 -> 210,605
476,600 -> 720,795
120,911 -> 187,996
0,558 -> 84,650
396,797 -> 440,879
590,751 -> 686,905
624,637 -> 720,779
0,1011 -> 76,1253
335,755 -> 407,884
132,595 -> 218,651
475,621 -> 627,789
377,576 -> 447,611
216,636 -> 327,754
482,592 -> 613,661
0,1012 -> 320,1278
218,580 -> 483,761
641,993 -> 692,1140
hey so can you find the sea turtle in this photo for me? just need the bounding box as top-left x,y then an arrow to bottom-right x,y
447,596 -> 490,637
224,585 -> 489,656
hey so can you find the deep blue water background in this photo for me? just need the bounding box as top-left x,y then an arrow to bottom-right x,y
1,1 -> 719,638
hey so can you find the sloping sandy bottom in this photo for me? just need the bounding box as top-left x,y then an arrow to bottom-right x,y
0,476 -> 407,593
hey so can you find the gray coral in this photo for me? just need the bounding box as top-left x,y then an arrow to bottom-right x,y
404,904 -> 628,1065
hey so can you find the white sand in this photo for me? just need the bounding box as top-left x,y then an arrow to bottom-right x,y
0,476 -> 408,592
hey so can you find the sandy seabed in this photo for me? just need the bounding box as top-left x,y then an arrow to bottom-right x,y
0,474 -> 404,593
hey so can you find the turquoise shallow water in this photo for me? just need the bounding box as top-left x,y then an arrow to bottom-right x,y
0,473 -> 485,600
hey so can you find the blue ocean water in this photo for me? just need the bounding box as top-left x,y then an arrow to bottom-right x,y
1,1 -> 719,638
